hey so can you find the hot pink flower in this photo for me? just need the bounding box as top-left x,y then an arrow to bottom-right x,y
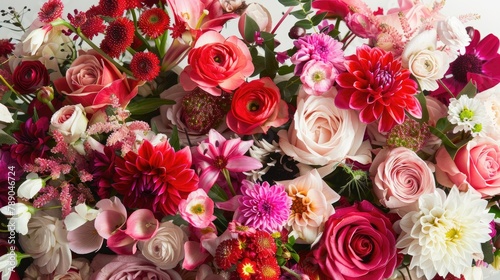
178,189 -> 216,229
335,45 -> 421,132
192,129 -> 262,192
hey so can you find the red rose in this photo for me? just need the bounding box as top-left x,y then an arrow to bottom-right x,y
312,200 -> 400,280
12,60 -> 49,94
53,50 -> 142,114
226,77 -> 289,135
179,31 -> 254,96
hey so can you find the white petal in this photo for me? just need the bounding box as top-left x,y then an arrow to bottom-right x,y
0,104 -> 13,123
17,179 -> 43,199
64,212 -> 87,231
16,212 -> 31,235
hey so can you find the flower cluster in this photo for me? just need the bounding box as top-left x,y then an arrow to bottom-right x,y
2,0 -> 500,279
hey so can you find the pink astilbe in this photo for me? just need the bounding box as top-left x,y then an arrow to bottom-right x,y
75,183 -> 95,205
32,185 -> 59,208
25,158 -> 72,179
59,182 -> 73,218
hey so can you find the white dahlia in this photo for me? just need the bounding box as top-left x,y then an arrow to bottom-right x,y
396,187 -> 494,279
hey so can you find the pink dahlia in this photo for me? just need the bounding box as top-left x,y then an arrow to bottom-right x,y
112,140 -> 199,216
431,29 -> 500,104
192,129 -> 262,192
335,45 -> 421,133
235,180 -> 292,233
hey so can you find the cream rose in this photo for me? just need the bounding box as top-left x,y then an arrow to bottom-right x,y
437,16 -> 471,55
370,147 -> 436,216
278,87 -> 369,176
475,83 -> 500,142
138,221 -> 188,270
19,215 -> 72,275
402,29 -> 450,91
50,104 -> 88,144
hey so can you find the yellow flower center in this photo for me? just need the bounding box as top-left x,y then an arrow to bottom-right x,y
446,227 -> 461,242
190,204 -> 205,215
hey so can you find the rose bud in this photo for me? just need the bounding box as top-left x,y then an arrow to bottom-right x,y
238,3 -> 272,42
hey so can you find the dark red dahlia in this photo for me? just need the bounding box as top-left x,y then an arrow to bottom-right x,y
431,28 -> 500,104
138,8 -> 170,39
98,0 -> 126,17
92,146 -> 118,199
247,230 -> 277,259
100,17 -> 135,58
215,238 -> 243,269
112,140 -> 198,215
38,0 -> 63,23
130,52 -> 160,81
335,45 -> 421,133
10,117 -> 51,168
0,39 -> 14,58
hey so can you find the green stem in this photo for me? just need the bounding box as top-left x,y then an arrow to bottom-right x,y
222,168 -> 236,197
280,266 -> 302,280
0,74 -> 31,104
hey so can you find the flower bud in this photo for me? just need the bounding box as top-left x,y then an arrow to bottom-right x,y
36,86 -> 54,104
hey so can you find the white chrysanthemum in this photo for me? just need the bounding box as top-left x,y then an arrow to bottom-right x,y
245,138 -> 283,181
396,187 -> 494,279
448,95 -> 492,137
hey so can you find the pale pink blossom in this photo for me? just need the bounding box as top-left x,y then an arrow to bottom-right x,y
179,189 -> 216,229
300,61 -> 337,96
50,104 -> 88,144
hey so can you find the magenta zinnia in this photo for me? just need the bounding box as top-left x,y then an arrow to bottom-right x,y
236,180 -> 291,233
112,140 -> 199,216
335,45 -> 421,132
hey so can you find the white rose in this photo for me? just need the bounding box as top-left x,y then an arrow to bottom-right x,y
53,258 -> 91,280
19,215 -> 72,275
437,16 -> 471,55
238,3 -> 272,35
278,87 -> 369,176
50,104 -> 88,144
476,83 -> 500,142
138,221 -> 187,270
402,29 -> 451,91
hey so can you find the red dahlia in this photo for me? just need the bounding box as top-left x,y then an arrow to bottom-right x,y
100,17 -> 135,58
130,52 -> 160,81
248,230 -> 277,258
335,45 -> 421,133
215,238 -> 243,270
112,140 -> 199,215
256,257 -> 281,280
10,118 -> 51,167
138,8 -> 170,39
38,0 -> 63,23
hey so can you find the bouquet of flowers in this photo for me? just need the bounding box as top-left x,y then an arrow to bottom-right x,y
2,0 -> 500,279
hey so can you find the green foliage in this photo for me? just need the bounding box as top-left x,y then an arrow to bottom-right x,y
127,97 -> 175,116
168,125 -> 180,151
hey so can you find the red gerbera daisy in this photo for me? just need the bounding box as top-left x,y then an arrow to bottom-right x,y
335,45 -> 421,133
38,0 -> 63,23
112,140 -> 199,216
0,39 -> 14,57
256,257 -> 281,280
130,52 -> 160,81
431,29 -> 500,104
215,238 -> 243,270
98,0 -> 126,17
100,17 -> 135,58
237,258 -> 258,280
138,8 -> 170,39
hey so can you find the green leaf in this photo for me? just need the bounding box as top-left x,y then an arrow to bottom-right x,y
428,126 -> 457,150
278,0 -> 301,6
482,241 -> 494,263
127,98 -> 175,115
435,117 -> 452,132
311,12 -> 327,25
259,45 -> 279,79
0,133 -> 16,145
294,20 -> 313,29
243,14 -> 260,43
288,235 -> 296,245
290,10 -> 308,19
414,91 -> 429,123
302,0 -> 311,12
277,65 -> 295,76
456,81 -> 478,99
168,125 -> 180,151
291,252 -> 300,262
208,184 -> 229,202
489,205 -> 500,218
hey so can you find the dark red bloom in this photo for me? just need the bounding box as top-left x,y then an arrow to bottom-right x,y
38,0 -> 64,23
10,117 -> 51,168
67,8 -> 106,40
0,149 -> 22,208
256,257 -> 281,280
100,17 -> 135,58
12,61 -> 50,94
130,52 -> 160,81
92,146 -> 118,199
112,140 -> 199,215
138,8 -> 170,39
0,39 -> 15,58
215,238 -> 243,269
141,0 -> 166,7
98,0 -> 126,17
431,29 -> 500,104
247,230 -> 277,258
335,45 -> 421,132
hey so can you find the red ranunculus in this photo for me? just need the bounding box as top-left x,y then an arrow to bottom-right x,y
12,60 -> 50,94
53,50 -> 142,114
312,200 -> 400,280
179,31 -> 254,96
226,77 -> 289,135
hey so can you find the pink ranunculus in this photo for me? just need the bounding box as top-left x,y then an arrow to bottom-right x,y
312,200 -> 400,280
179,31 -> 254,96
53,50 -> 142,115
90,254 -> 182,280
435,138 -> 500,197
370,147 -> 436,216
226,77 -> 289,135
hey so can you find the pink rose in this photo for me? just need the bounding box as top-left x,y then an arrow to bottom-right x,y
435,138 -> 500,197
179,31 -> 254,96
226,77 -> 289,135
312,201 -> 400,280
90,254 -> 182,280
370,147 -> 436,216
53,50 -> 142,114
